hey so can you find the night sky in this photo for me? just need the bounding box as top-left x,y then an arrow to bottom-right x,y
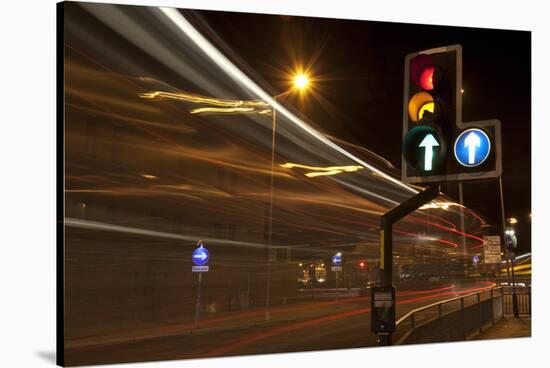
192,9 -> 531,252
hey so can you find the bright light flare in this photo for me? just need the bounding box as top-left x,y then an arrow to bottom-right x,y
293,73 -> 309,90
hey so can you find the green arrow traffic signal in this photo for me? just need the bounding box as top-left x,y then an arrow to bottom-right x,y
403,125 -> 446,174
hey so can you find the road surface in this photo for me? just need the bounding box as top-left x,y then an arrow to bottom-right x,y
65,281 -> 495,366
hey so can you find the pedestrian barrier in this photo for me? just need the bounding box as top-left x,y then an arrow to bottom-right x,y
502,286 -> 531,316
395,286 -> 530,345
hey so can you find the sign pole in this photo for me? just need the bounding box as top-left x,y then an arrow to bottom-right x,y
498,177 -> 511,284
194,272 -> 202,328
458,182 -> 468,277
191,240 -> 209,328
335,271 -> 339,300
498,177 -> 518,316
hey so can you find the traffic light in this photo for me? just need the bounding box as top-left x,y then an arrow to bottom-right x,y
401,45 -> 502,184
358,260 -> 367,270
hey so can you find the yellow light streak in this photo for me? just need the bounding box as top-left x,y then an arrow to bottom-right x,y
140,90 -> 272,115
190,107 -> 256,114
305,170 -> 342,178
141,174 -> 158,180
419,201 -> 462,210
500,263 -> 531,272
140,90 -> 269,107
280,162 -> 364,178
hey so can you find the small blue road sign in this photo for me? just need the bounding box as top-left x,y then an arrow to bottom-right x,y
454,128 -> 491,167
192,241 -> 209,266
332,254 -> 342,266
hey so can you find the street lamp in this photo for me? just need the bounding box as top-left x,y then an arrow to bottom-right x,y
265,71 -> 312,321
507,217 -> 518,225
293,72 -> 310,90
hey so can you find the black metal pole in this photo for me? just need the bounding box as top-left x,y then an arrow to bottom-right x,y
380,217 -> 393,287
498,177 -> 518,317
377,184 -> 440,345
510,255 -> 519,317
380,185 -> 440,286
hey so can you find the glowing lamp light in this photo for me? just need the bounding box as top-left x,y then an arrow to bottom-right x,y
293,73 -> 309,90
419,66 -> 435,90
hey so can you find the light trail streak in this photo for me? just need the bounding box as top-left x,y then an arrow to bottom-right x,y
203,282 -> 496,357
158,7 -> 418,195
190,107 -> 271,115
64,218 -> 360,255
70,5 -> 488,251
394,229 -> 459,248
140,90 -> 269,107
281,162 -> 364,177
140,90 -> 272,115
411,215 -> 485,246
66,283 -> 457,350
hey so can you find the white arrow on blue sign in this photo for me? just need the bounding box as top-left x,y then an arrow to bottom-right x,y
454,128 -> 491,167
332,254 -> 342,266
192,242 -> 209,266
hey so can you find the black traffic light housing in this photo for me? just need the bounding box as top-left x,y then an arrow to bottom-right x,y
401,44 -> 502,184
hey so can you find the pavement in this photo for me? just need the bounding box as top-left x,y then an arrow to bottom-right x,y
474,317 -> 531,340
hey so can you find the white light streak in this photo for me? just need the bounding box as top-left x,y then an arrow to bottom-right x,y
159,7 -> 418,195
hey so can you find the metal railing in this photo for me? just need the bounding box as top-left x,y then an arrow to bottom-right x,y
395,286 -> 531,345
502,286 -> 531,316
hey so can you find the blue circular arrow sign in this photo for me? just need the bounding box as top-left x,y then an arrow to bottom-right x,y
454,128 -> 491,167
332,254 -> 342,266
192,244 -> 209,266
